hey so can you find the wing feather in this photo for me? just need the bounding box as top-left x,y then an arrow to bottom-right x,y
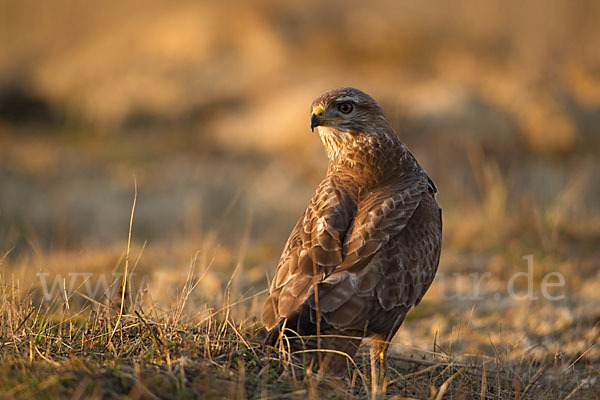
341,175 -> 428,273
261,175 -> 354,329
303,175 -> 440,334
262,167 -> 441,339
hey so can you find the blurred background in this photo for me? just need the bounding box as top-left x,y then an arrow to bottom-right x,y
1,0 -> 599,361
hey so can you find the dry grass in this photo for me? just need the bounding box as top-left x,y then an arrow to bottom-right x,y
1,190 -> 598,399
1,257 -> 597,399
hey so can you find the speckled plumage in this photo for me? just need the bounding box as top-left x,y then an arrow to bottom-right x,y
262,87 -> 442,376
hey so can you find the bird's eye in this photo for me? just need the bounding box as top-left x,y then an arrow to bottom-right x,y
338,102 -> 353,114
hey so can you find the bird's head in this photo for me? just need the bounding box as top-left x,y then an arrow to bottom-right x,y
310,87 -> 396,160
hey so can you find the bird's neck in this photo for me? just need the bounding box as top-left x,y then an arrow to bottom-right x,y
324,129 -> 412,186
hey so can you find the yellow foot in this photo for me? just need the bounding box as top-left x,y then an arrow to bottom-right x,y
370,342 -> 388,399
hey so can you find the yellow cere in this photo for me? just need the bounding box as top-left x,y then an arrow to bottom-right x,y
312,104 -> 325,117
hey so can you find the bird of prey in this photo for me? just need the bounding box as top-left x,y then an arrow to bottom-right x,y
262,87 -> 442,386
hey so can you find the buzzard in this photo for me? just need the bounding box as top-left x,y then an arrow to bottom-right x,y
262,87 -> 442,384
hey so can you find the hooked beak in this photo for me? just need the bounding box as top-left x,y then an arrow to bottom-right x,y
310,113 -> 322,132
310,104 -> 325,132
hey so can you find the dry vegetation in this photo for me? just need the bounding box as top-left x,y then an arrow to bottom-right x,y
1,0 -> 600,398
